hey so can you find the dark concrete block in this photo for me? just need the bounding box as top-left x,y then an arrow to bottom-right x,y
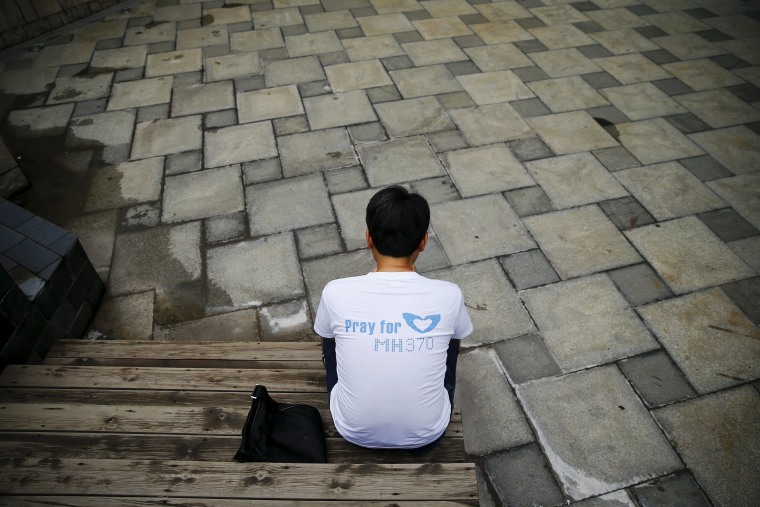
643,49 -> 679,65
0,200 -> 34,228
351,7 -> 377,17
446,61 -> 481,76
627,4 -> 657,15
721,276 -> 760,324
582,71 -> 621,89
404,10 -> 430,21
680,155 -> 732,182
728,84 -> 760,103
66,301 -> 93,339
653,78 -> 693,96
505,186 -> 555,218
664,113 -> 711,134
494,334 -> 562,384
574,21 -> 604,33
15,216 -> 67,246
0,224 -> 24,252
608,263 -> 673,307
633,472 -> 711,507
485,444 -> 566,507
507,137 -> 553,162
394,31 -> 423,44
3,305 -> 46,363
634,25 -> 668,38
516,17 -> 546,29
512,66 -> 551,83
1,279 -> 31,325
34,260 -> 73,319
710,54 -> 749,70
571,2 -> 601,12
381,55 -> 414,71
598,196 -> 655,231
592,146 -> 640,172
63,241 -> 88,277
698,208 -> 759,243
514,39 -> 548,53
48,232 -> 78,256
511,98 -> 552,119
453,35 -> 484,48
578,44 -> 613,58
500,250 -> 559,291
620,350 -> 696,408
5,239 -> 58,274
696,29 -> 732,42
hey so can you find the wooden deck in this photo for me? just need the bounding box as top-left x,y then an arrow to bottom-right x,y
0,340 -> 478,505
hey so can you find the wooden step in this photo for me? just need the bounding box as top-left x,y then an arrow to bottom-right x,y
0,499 -> 476,506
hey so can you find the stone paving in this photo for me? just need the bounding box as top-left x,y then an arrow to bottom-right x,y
1,0 -> 760,505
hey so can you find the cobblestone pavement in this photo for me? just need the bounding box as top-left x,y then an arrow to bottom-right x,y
1,0 -> 760,504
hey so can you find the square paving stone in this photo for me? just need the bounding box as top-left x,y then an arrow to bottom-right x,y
625,216 -> 754,294
204,121 -> 277,168
516,365 -> 682,501
699,208 -> 759,243
84,157 -> 164,212
527,76 -> 608,113
499,249 -> 560,291
607,262 -> 672,306
436,91 -> 475,109
640,288 -> 760,393
48,73 -> 113,104
286,31 -> 343,57
485,443 -> 565,507
592,146 -> 641,172
357,13 -> 414,34
428,259 -> 537,346
653,386 -> 760,506
615,162 -> 725,220
205,211 -> 247,244
274,115 -> 310,135
107,77 -> 173,111
442,143 -> 534,197
524,206 -> 642,279
253,7 -> 303,29
430,194 -> 536,264
145,49 -> 203,77
600,82 -> 686,121
91,45 -> 147,70
90,292 -> 154,340
411,175 -> 459,203
237,85 -> 304,123
457,348 -> 534,455
527,111 -> 618,155
203,5 -> 252,25
0,68 -> 58,95
124,23 -> 177,46
279,128 -> 358,177
729,236 -> 760,273
154,308 -> 259,342
469,20 -> 530,44
449,103 -> 532,146
304,90 -> 378,129
503,186 -> 554,218
343,34 -> 405,61
172,81 -> 234,116
110,222 -> 202,295
33,41 -> 97,68
619,350 -> 696,408
521,274 -> 657,372
464,43 -> 533,72
243,158 -> 282,184
401,38 -> 468,66
493,333 -> 561,384
303,250 -> 376,313
65,210 -> 117,271
426,130 -> 467,152
389,64 -> 463,98
676,89 -> 760,129
374,96 -> 455,136
331,187 -> 383,250
617,118 -> 703,165
529,48 -> 601,78
264,56 -> 326,87
456,70 -> 534,104
633,472 -> 712,507
207,233 -> 305,309
594,54 -> 671,85
708,174 -> 760,230
348,121 -> 386,143
571,491 -> 637,507
590,27 -> 659,55
176,25 -> 229,50
162,165 -> 244,223
357,136 -> 445,186
230,28 -> 285,52
204,51 -> 261,81
325,59 -> 393,91
306,10 -> 359,32
324,165 -> 368,193
690,125 -> 760,175
663,58 -> 745,91
247,173 -> 333,235
526,152 -> 627,209
132,115 -> 202,159
296,223 -> 343,258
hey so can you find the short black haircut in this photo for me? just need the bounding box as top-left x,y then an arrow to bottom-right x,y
366,186 -> 430,258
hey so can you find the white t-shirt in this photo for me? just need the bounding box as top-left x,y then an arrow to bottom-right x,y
314,271 -> 473,449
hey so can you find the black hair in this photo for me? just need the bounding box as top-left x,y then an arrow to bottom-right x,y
366,186 -> 430,258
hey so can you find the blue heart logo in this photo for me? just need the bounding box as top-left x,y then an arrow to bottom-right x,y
402,313 -> 441,334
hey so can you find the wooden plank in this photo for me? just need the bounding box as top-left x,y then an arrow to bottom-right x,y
43,357 -> 323,369
0,497 -> 477,506
46,340 -> 321,361
0,365 -> 325,392
0,432 -> 467,463
0,459 -> 479,501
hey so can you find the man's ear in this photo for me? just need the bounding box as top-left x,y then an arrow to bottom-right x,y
417,232 -> 428,252
366,229 -> 374,250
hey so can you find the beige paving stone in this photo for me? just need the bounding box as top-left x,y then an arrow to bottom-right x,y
154,3 -> 201,22
421,0 -> 476,17
475,2 -> 530,21
85,158 -> 164,212
430,194 -> 535,264
286,31 -> 343,57
90,292 -> 154,340
449,103 -> 532,146
253,7 -> 303,29
342,34 -> 405,61
162,165 -> 244,223
0,67 -> 58,95
615,162 -> 725,220
357,13 -> 415,35
464,43 -> 533,71
528,111 -> 618,155
625,216 -> 754,294
6,104 -> 74,137
532,4 -> 590,24
401,39 -> 468,66
172,81 -> 234,116
124,22 -> 177,46
374,96 -> 454,136
204,122 -> 277,168
357,136 -> 445,186
32,41 -> 96,68
617,118 -> 703,164
91,45 -> 148,70
705,12 -> 760,38
601,82 -> 686,120
719,36 -> 760,65
524,205 -> 642,279
528,76 -> 609,113
590,28 -> 660,55
176,25 -> 229,50
47,73 -> 113,104
442,143 -> 534,197
304,90 -> 377,129
595,54 -> 672,84
708,174 -> 760,230
642,11 -> 710,34
306,10 -> 359,32
72,19 -> 128,42
132,115 -> 202,159
204,52 -> 261,81
469,21 -> 529,44
230,28 -> 285,52
325,59 -> 393,91
108,77 -> 173,111
457,70 -> 534,105
676,89 -> 760,128
238,85 -> 304,123
587,7 -> 648,29
389,64 -> 463,98
530,24 -> 595,50
264,56 -> 326,86
145,49 -> 203,77
279,128 -> 358,177
640,290 -> 760,395
663,59 -> 745,91
526,152 -> 627,208
652,33 -> 725,60
67,110 -> 136,148
155,308 -> 259,341
690,126 -> 760,175
202,5 -> 251,25
735,66 -> 760,88
370,0 -> 422,13
529,48 -> 601,78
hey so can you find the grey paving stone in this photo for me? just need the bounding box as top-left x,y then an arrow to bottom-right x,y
259,299 -> 314,341
120,203 -> 160,231
306,9 -> 360,32
449,103 -> 532,146
331,187 -> 381,251
84,157 -> 164,212
517,365 -> 682,501
73,99 -> 108,118
162,165 -> 245,223
207,233 -> 304,310
493,333 -> 561,384
698,208 -> 759,242
435,90 -> 476,110
527,111 -> 618,155
652,78 -> 693,96
166,150 -> 202,176
633,472 -> 712,507
476,469 -> 497,507
325,59 -> 393,91
625,217 -> 754,295
132,115 -> 203,159
205,109 -> 238,129
677,89 -> 760,129
607,262 -> 673,307
728,236 -> 760,273
47,73 -> 114,105
108,76 -> 173,111
247,173 -> 333,235
582,71 -> 622,90
172,81 -> 235,116
499,249 -> 560,291
109,222 -> 202,295
348,122 -> 387,143
431,194 -> 536,265
205,211 -> 247,244
279,128 -> 358,177
342,34 -> 404,61
357,136 -> 445,186
90,292 -> 154,340
324,166 -> 368,194
457,70 -> 534,104
504,186 -> 555,218
664,113 -> 712,134
617,118 -> 704,165
204,122 -> 277,168
263,55 -> 326,86
457,348 -> 534,455
145,48 -> 202,77
485,443 -> 565,507
243,159 -> 282,185
296,223 -> 343,258
598,196 -> 655,231
237,85 -> 304,123
304,90 -> 378,129
690,125 -> 760,176
443,144 -> 533,198
374,96 -> 454,136
428,259 -> 537,346
414,234 -> 450,273
137,103 -> 171,123
708,174 -> 760,231
506,137 -> 553,162
411,176 -> 460,204
389,64 -> 463,98
592,146 -> 640,172
426,130 -> 467,153
6,104 -> 75,138
302,250 -> 375,313
653,386 -> 760,507
299,80 -> 332,98
722,276 -> 760,324
571,490 -> 637,507
619,350 -> 696,408
124,22 -> 177,46
366,84 -> 403,103
230,27 -> 285,52
273,115 -> 310,136
155,309 -> 259,342
401,38 -> 469,66
65,210 -> 117,271
204,51 -> 261,82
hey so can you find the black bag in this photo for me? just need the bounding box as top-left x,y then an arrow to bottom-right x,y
234,384 -> 327,463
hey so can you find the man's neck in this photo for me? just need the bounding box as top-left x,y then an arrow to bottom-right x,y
373,253 -> 416,272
